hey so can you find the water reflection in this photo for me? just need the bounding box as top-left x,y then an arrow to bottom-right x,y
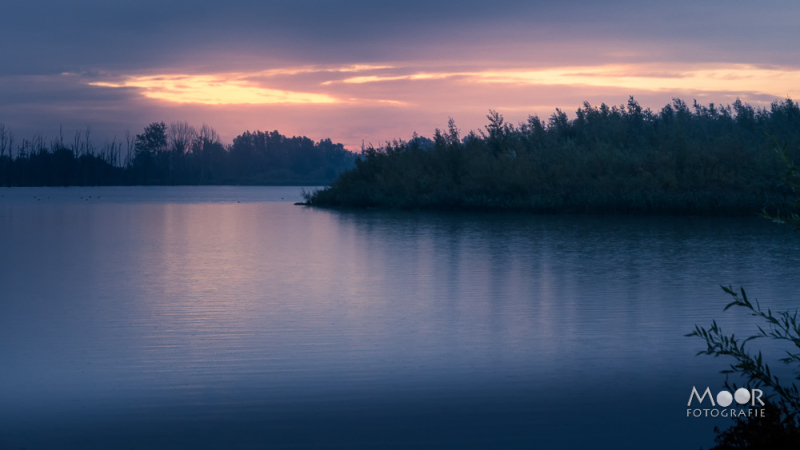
1,188 -> 799,449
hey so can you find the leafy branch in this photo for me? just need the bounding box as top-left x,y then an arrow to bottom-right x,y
687,286 -> 800,416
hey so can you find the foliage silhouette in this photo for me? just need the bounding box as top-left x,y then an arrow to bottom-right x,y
305,97 -> 800,216
0,122 -> 356,186
709,400 -> 800,449
762,138 -> 800,229
689,287 -> 800,449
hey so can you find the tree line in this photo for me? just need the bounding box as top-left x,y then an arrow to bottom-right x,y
306,97 -> 800,216
0,122 -> 356,186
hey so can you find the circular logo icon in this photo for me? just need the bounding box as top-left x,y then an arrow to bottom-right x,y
734,388 -> 751,405
716,390 -> 733,407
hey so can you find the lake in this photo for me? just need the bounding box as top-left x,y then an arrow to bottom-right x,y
1,186 -> 798,449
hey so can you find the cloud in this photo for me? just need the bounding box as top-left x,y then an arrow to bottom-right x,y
325,63 -> 800,100
89,74 -> 340,105
81,61 -> 800,111
3,59 -> 798,151
3,0 -> 799,77
2,0 -> 800,149
81,65 -> 413,106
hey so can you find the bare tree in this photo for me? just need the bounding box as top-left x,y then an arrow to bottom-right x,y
124,130 -> 134,168
84,126 -> 93,156
0,123 -> 7,160
32,133 -> 46,155
168,121 -> 197,154
0,124 -> 7,186
72,129 -> 82,157
8,131 -> 14,160
198,123 -> 220,145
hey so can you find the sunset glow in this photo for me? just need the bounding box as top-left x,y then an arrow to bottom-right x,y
2,0 -> 798,149
90,74 -> 340,105
86,63 -> 800,111
471,65 -> 800,97
332,64 -> 800,99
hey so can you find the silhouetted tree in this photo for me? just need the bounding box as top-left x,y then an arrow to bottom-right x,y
134,122 -> 167,184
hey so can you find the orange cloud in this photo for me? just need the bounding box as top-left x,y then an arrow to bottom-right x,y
86,64 -> 405,105
89,74 -> 339,105
83,62 -> 800,115
329,63 -> 800,99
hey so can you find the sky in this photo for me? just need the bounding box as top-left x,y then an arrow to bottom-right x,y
1,0 -> 799,150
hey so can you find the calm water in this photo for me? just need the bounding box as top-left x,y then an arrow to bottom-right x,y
1,186 -> 798,449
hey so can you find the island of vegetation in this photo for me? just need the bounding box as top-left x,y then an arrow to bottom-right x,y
304,97 -> 800,216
